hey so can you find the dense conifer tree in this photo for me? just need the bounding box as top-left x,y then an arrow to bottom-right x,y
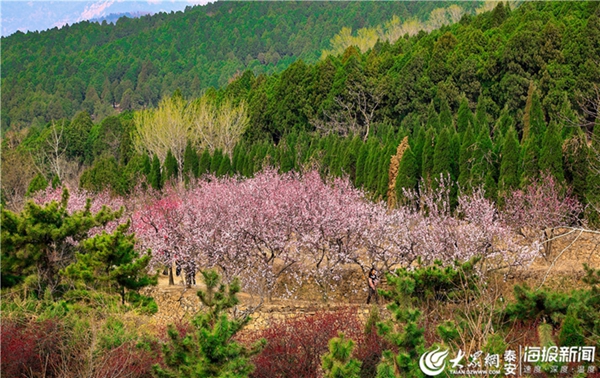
149,154 -> 162,190
432,127 -> 453,182
163,149 -> 179,183
456,97 -> 474,134
183,142 -> 199,184
395,146 -> 418,204
198,149 -> 212,177
563,128 -> 588,203
421,128 -> 436,183
539,121 -> 564,182
499,126 -> 521,196
458,126 -> 475,190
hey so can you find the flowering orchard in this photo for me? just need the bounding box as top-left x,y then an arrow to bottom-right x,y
127,169 -> 581,300
33,170 -> 582,300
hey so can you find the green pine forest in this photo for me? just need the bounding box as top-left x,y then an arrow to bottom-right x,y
2,1 -> 600,224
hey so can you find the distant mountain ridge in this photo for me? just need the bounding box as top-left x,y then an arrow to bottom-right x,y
89,12 -> 153,25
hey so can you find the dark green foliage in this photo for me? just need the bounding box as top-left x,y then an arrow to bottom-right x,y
439,99 -> 453,131
210,149 -> 224,174
163,150 -> 178,183
26,174 -> 48,197
62,222 -> 158,312
149,155 -> 163,190
0,188 -> 122,296
153,270 -> 264,378
520,137 -> 539,188
558,307 -> 585,347
456,97 -> 474,134
217,154 -> 232,177
458,125 -> 475,191
65,111 -> 94,163
586,119 -> 600,226
142,154 -> 152,176
425,102 -> 440,132
183,142 -> 199,184
421,128 -> 436,183
79,155 -> 125,195
51,174 -> 61,189
539,121 -> 564,182
322,333 -> 362,378
563,128 -> 588,203
395,146 -> 418,204
198,149 -> 212,177
432,127 -> 454,183
498,126 -> 520,196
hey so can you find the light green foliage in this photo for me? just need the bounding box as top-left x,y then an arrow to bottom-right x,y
321,332 -> 362,378
153,270 -> 265,378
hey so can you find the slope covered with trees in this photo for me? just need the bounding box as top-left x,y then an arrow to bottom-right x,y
1,0 -> 479,131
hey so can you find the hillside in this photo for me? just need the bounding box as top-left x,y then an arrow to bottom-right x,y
0,0 -> 479,131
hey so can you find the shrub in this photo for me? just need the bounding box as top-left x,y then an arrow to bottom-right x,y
241,307 -> 389,378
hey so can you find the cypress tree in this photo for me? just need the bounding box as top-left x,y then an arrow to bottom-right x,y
474,95 -> 489,136
471,129 -> 495,194
425,101 -> 440,131
439,99 -> 454,131
530,91 -> 547,148
499,126 -> 521,196
164,149 -> 178,183
458,126 -> 475,191
421,128 -> 436,183
450,131 -> 461,183
210,149 -> 223,174
217,154 -> 232,177
520,137 -> 539,188
142,154 -> 152,176
411,127 -> 425,177
51,174 -> 61,189
494,105 -> 514,141
355,142 -> 369,188
539,121 -> 564,182
432,127 -> 453,182
198,150 -> 211,177
395,146 -> 418,203
456,97 -> 474,134
563,128 -> 588,203
365,142 -> 380,192
149,154 -> 162,190
586,119 -> 600,226
183,142 -> 199,184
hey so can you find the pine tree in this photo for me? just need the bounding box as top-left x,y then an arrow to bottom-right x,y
471,130 -> 495,195
149,155 -> 162,190
198,149 -> 212,177
63,222 -> 158,311
395,146 -> 418,204
182,142 -> 199,184
520,137 -> 539,188
456,97 -> 474,134
494,105 -> 514,140
153,271 -> 264,378
474,95 -> 489,136
539,121 -> 565,182
164,149 -> 179,183
499,126 -> 521,197
458,126 -> 475,191
421,128 -> 436,183
432,127 -> 454,183
321,333 -> 362,378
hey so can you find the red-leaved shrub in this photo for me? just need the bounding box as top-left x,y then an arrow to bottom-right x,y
239,307 -> 390,378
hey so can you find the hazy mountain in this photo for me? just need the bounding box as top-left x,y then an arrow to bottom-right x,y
1,1 -> 210,37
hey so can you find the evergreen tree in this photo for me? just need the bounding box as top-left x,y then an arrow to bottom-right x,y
217,154 -> 232,177
198,149 -> 212,177
421,128 -> 436,183
210,149 -> 224,174
153,270 -> 264,378
395,146 -> 418,204
149,154 -> 163,190
539,121 -> 565,182
520,137 -> 539,188
456,97 -> 474,134
321,333 -> 362,378
432,127 -> 454,183
51,174 -> 61,189
499,126 -> 521,197
26,174 -> 48,197
164,149 -> 179,183
474,95 -> 489,136
458,126 -> 475,191
354,140 -> 369,188
563,128 -> 588,203
183,142 -> 199,184
425,101 -> 440,131
142,154 -> 152,176
586,119 -> 600,226
471,130 -> 495,195
494,105 -> 515,140
439,99 -> 453,131
62,222 -> 158,311
1,188 -> 122,295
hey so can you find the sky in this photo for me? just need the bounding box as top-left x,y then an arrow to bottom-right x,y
1,0 -> 213,37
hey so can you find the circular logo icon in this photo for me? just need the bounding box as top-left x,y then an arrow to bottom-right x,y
419,347 -> 449,376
